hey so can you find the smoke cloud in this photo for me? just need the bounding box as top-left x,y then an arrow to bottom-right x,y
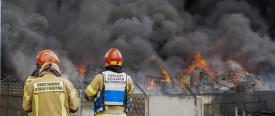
2,0 -> 275,80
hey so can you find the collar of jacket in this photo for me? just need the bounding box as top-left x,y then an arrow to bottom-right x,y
31,64 -> 41,77
104,66 -> 123,73
40,71 -> 57,78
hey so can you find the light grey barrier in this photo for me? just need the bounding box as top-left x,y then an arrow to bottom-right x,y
1,83 -> 275,116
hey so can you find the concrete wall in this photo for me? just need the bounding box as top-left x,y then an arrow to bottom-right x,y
200,92 -> 275,116
140,93 -> 275,116
146,96 -> 201,116
1,83 -> 275,116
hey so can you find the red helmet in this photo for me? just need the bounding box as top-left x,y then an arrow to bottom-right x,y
36,50 -> 60,65
104,48 -> 123,66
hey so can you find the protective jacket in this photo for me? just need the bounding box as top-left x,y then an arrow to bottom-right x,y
23,66 -> 41,116
24,66 -> 41,97
23,75 -> 36,103
85,67 -> 134,116
22,72 -> 80,116
23,75 -> 37,116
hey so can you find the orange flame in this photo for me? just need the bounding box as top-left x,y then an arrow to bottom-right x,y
160,66 -> 170,82
186,52 -> 213,75
77,63 -> 87,77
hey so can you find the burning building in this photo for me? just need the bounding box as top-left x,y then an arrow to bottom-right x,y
140,52 -> 272,96
2,0 -> 275,115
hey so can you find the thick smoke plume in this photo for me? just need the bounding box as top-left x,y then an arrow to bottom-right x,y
2,0 -> 275,81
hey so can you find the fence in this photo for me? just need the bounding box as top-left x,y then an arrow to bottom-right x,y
2,83 -> 275,116
1,83 -> 25,116
0,83 -> 146,116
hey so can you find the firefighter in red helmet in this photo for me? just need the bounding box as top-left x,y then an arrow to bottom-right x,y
85,48 -> 134,116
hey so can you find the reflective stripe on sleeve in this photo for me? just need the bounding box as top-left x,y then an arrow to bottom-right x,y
24,92 -> 30,101
86,85 -> 97,95
70,89 -> 77,97
24,79 -> 34,100
61,93 -> 66,116
95,113 -> 126,116
34,95 -> 39,116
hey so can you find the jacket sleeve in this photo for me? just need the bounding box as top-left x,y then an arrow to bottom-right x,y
65,80 -> 80,113
23,76 -> 35,101
22,78 -> 34,112
126,75 -> 134,96
84,74 -> 102,101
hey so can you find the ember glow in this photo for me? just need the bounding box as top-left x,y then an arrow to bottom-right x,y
77,64 -> 87,77
145,66 -> 171,90
160,66 -> 171,82
186,52 -> 213,75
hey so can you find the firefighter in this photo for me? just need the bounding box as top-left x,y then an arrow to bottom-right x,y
22,62 -> 80,116
23,50 -> 60,116
85,48 -> 134,116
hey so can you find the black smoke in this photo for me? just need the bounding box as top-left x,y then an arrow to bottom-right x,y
2,0 -> 275,79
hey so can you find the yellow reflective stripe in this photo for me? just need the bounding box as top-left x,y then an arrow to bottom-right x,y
86,85 -> 97,95
104,105 -> 108,110
24,95 -> 30,103
95,114 -> 126,116
24,90 -> 30,101
24,79 -> 34,99
110,61 -> 117,65
60,93 -> 66,116
34,95 -> 39,116
70,89 -> 76,97
110,61 -> 122,65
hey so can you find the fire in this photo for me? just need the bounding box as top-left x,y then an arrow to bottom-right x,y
146,66 -> 171,90
77,63 -> 87,77
160,66 -> 171,82
186,52 -> 213,75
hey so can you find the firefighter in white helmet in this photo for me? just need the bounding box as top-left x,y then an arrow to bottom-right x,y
85,48 -> 134,116
22,62 -> 80,116
22,49 -> 60,116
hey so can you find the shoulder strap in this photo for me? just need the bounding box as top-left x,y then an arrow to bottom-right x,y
123,74 -> 128,105
101,72 -> 105,106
